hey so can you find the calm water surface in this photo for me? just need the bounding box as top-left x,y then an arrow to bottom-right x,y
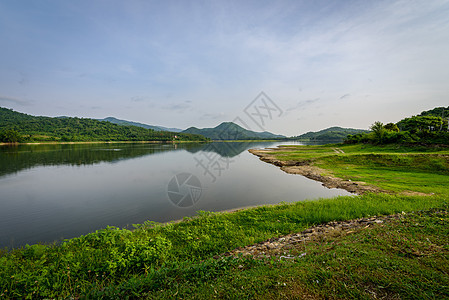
0,142 -> 351,248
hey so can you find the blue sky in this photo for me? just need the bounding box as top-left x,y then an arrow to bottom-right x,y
1,0 -> 448,135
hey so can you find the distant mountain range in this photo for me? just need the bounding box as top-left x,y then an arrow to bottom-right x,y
0,107 -> 287,142
99,118 -> 285,140
0,107 -> 377,142
97,117 -> 183,132
294,127 -> 370,141
182,122 -> 286,140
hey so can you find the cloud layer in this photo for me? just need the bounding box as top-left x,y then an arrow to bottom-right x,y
0,0 -> 448,135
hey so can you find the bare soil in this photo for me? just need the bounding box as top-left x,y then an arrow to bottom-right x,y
220,212 -> 405,260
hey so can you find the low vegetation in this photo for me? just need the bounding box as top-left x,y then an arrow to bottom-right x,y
1,143 -> 448,298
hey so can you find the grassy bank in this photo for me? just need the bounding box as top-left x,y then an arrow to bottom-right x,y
273,143 -> 449,195
141,208 -> 449,299
1,144 -> 448,298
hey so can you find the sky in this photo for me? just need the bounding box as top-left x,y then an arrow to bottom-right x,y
0,0 -> 448,136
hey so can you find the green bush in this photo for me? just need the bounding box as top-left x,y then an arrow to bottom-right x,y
0,129 -> 22,143
345,128 -> 446,145
344,133 -> 374,144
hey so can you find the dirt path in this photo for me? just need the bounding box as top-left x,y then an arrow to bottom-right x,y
219,212 -> 404,260
218,209 -> 447,261
332,147 -> 344,153
248,148 -> 387,195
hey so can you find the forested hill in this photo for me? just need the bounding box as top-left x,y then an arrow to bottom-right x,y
0,107 -> 207,142
418,106 -> 449,118
182,122 -> 286,140
294,127 -> 370,141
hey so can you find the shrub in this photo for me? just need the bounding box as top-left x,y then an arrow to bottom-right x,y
0,129 -> 22,143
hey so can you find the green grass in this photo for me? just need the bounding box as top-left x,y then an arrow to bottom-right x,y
275,143 -> 449,160
275,144 -> 449,195
1,143 -> 448,298
1,194 -> 448,298
142,208 -> 449,299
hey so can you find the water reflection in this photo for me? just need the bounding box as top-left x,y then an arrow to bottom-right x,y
0,143 -> 192,177
185,141 -> 278,157
0,142 -> 284,178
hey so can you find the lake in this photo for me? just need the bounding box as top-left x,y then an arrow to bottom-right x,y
0,141 -> 351,248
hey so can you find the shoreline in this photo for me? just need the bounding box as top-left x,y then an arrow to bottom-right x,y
248,147 -> 387,195
0,139 -> 285,146
0,140 -> 209,146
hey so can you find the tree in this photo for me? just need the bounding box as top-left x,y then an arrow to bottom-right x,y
384,123 -> 399,132
397,116 -> 443,133
370,121 -> 386,143
0,129 -> 21,143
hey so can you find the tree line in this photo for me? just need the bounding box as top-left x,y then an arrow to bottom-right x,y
345,107 -> 449,145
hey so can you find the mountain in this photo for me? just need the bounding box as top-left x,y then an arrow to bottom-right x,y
182,122 -> 285,140
295,127 -> 370,141
98,117 -> 183,132
0,107 -> 206,143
